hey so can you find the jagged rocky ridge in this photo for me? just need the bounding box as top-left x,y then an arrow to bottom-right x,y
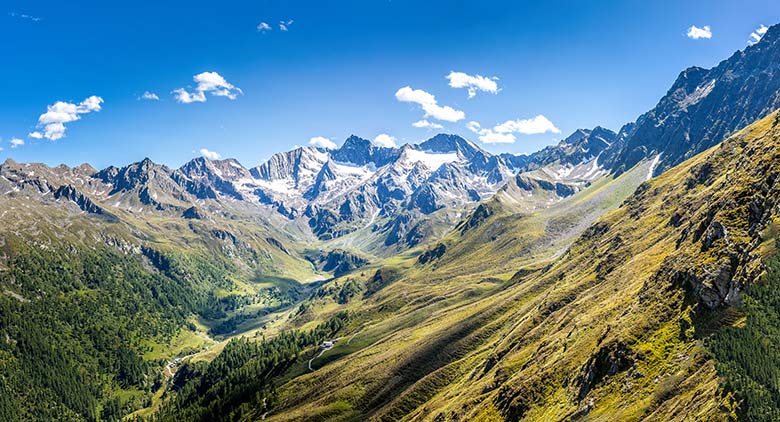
602,22 -> 780,176
234,132 -> 608,243
1,131 -> 602,249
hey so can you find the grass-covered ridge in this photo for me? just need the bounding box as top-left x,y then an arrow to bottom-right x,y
222,111 -> 780,421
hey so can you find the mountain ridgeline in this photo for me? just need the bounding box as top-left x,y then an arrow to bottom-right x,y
601,23 -> 780,176
1,128 -> 606,254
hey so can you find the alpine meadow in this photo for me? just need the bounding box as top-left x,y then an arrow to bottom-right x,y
3,2 -> 780,421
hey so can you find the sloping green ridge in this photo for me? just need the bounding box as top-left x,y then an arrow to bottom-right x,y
258,111 -> 780,421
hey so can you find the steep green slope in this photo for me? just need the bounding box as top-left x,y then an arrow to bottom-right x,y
140,146 -> 653,419
204,110 -> 780,421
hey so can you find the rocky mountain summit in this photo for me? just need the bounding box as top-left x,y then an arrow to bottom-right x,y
603,22 -> 780,175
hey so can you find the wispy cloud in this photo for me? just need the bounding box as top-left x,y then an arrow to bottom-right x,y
279,19 -> 293,31
395,86 -> 465,122
467,115 -> 560,144
748,24 -> 769,45
173,71 -> 242,104
412,119 -> 443,130
446,71 -> 498,98
140,91 -> 160,100
373,133 -> 397,148
257,22 -> 272,33
10,138 -> 25,148
309,136 -> 337,149
686,25 -> 712,39
200,148 -> 221,160
30,96 -> 104,141
9,12 -> 42,22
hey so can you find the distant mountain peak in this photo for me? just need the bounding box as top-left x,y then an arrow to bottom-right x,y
138,157 -> 156,168
524,126 -> 616,171
418,133 -> 481,159
332,135 -> 375,165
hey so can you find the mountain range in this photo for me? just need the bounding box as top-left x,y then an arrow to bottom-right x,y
1,124 -> 615,257
3,20 -> 780,422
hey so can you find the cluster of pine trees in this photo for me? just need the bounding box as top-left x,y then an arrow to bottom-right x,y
0,237 -> 236,421
708,247 -> 780,421
154,311 -> 351,422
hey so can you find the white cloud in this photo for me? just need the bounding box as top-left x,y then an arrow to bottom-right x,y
412,119 -> 443,130
10,138 -> 25,148
687,25 -> 712,39
373,133 -> 397,148
199,148 -> 221,160
173,71 -> 242,104
33,96 -> 104,141
467,115 -> 560,144
279,19 -> 293,31
43,123 -> 66,140
466,121 -> 482,133
748,24 -> 769,45
446,71 -> 499,98
494,115 -> 560,135
140,91 -> 160,100
309,136 -> 337,149
257,22 -> 272,32
9,12 -> 41,22
172,88 -> 206,103
79,96 -> 102,111
395,86 -> 465,122
466,121 -> 515,144
480,131 -> 516,144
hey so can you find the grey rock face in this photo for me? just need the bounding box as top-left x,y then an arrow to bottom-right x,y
602,23 -> 780,175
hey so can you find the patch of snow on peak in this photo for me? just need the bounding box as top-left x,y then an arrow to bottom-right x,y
554,165 -> 574,180
308,148 -> 330,163
330,160 -> 377,176
404,149 -> 460,170
582,154 -> 603,179
255,178 -> 296,195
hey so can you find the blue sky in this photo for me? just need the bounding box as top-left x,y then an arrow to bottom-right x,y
1,0 -> 779,168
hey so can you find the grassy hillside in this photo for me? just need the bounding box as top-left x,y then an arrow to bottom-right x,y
168,110 -> 780,421
0,185 -> 325,420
